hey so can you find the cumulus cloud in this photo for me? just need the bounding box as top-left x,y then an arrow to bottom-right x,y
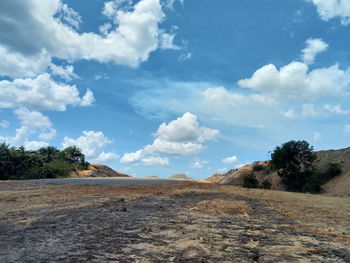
190,159 -> 208,169
49,64 -> 78,81
222,155 -> 239,165
237,38 -> 350,100
308,0 -> 350,25
0,0 -> 167,78
238,62 -> 350,100
301,38 -> 328,64
0,73 -> 94,111
0,108 -> 56,150
121,112 -> 219,166
62,131 -> 119,164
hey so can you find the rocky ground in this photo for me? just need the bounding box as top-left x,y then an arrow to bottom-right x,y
0,181 -> 349,262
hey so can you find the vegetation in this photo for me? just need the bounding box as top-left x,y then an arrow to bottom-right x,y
271,140 -> 317,192
260,180 -> 271,189
243,174 -> 259,188
0,143 -> 88,180
270,140 -> 344,193
252,162 -> 265,172
325,162 -> 342,179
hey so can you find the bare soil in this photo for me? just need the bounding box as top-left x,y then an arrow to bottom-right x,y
0,181 -> 349,262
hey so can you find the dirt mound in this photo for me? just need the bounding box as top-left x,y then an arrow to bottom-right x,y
207,147 -> 350,196
170,174 -> 193,180
70,164 -> 129,178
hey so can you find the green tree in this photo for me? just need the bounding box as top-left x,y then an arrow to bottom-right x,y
271,140 -> 317,192
38,146 -> 60,163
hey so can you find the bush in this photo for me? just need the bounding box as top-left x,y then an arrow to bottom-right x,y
326,162 -> 342,178
252,162 -> 265,172
261,180 -> 271,189
243,174 -> 259,189
271,140 -> 317,192
302,176 -> 323,193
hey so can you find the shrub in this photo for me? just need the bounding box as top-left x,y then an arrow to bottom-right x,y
261,180 -> 271,189
252,162 -> 265,172
243,174 -> 259,189
325,162 -> 342,178
302,176 -> 323,193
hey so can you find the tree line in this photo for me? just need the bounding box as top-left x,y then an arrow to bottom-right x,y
0,143 -> 89,180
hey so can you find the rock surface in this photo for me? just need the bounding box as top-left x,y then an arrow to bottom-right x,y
70,164 -> 130,178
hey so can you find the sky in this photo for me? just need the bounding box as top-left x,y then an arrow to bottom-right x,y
0,0 -> 350,179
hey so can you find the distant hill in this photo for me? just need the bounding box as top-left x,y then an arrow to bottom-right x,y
207,147 -> 350,196
146,176 -> 161,179
169,174 -> 193,180
70,164 -> 130,178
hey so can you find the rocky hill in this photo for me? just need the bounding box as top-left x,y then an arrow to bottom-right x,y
70,164 -> 130,178
207,147 -> 350,196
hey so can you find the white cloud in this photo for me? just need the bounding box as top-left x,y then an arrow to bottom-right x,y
0,0 -> 167,78
24,140 -> 50,151
302,103 -> 349,117
0,73 -> 93,111
58,3 -> 82,29
62,131 -> 117,163
238,39 -> 350,100
80,89 -> 96,107
313,132 -> 321,141
190,159 -> 208,169
280,109 -> 297,119
178,52 -> 192,62
301,38 -> 328,64
0,108 -> 56,149
222,155 -> 239,165
159,33 -> 181,50
0,120 -> 9,128
308,0 -> 350,25
49,64 -> 78,81
121,112 -> 219,166
0,46 -> 51,78
238,62 -> 350,100
154,112 -> 219,143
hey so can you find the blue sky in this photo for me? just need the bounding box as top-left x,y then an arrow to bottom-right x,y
0,0 -> 350,178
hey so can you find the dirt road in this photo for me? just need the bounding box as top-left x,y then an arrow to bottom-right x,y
0,181 -> 349,262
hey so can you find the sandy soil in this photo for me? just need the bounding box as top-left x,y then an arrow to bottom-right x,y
0,181 -> 349,262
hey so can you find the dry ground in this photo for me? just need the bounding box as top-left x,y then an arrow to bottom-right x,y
0,181 -> 349,262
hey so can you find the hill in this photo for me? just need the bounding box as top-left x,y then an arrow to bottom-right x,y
70,164 -> 130,178
169,174 -> 193,180
207,147 -> 350,196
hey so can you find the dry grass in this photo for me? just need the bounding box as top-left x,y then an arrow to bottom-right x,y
221,186 -> 350,243
1,181 -> 349,244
